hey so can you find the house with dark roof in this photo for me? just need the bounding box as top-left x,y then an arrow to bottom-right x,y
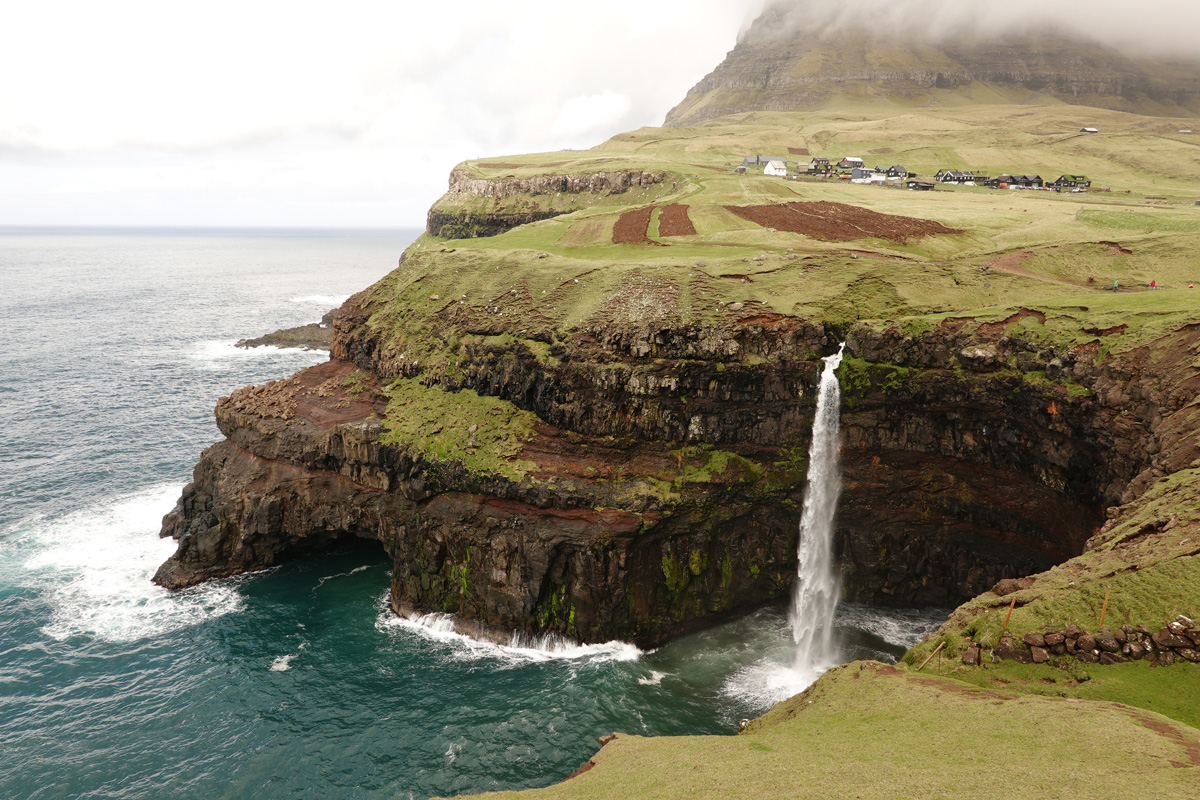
906,180 -> 936,191
742,156 -> 788,167
803,157 -> 833,176
837,156 -> 865,170
1052,174 -> 1091,190
935,170 -> 984,185
883,165 -> 909,179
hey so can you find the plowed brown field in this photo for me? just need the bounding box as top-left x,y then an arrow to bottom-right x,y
613,206 -> 656,244
724,201 -> 963,243
658,204 -> 697,237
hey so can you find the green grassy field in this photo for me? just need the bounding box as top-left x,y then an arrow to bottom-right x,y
451,663 -> 1200,800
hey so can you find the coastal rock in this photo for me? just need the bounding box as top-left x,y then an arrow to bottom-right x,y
157,258 -> 1199,646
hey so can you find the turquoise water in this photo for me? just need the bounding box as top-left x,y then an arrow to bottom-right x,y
0,229 -> 947,799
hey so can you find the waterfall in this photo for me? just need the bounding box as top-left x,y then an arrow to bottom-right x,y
789,343 -> 845,677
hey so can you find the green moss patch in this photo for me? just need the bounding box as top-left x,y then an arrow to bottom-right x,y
380,378 -> 539,482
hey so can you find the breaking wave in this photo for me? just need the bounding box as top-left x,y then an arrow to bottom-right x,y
7,484 -> 244,642
375,600 -> 642,665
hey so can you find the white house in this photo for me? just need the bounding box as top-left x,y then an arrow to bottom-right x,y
764,160 -> 788,177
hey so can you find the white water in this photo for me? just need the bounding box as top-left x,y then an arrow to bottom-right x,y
788,343 -> 846,686
7,484 -> 245,642
376,602 -> 643,665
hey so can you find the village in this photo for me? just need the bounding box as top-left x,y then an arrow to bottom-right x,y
737,153 -> 1094,193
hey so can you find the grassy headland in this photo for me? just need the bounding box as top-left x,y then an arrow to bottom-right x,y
367,102 -> 1200,798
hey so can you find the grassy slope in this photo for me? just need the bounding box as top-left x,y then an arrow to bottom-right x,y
454,663 -> 1200,800
374,104 -> 1200,799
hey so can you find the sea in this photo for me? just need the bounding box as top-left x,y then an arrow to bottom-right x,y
0,227 -> 948,800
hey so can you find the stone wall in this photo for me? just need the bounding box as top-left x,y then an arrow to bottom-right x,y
965,615 -> 1200,667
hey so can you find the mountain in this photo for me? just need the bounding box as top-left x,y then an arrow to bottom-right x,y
666,7 -> 1200,126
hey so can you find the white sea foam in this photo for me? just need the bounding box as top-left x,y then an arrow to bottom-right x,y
290,294 -> 349,306
721,658 -> 825,710
187,339 -> 327,371
270,654 -> 297,672
375,601 -> 641,665
835,603 -> 948,648
637,670 -> 668,687
314,564 -> 375,589
12,484 -> 244,642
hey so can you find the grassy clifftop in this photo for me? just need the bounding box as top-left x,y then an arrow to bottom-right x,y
362,102 -> 1200,799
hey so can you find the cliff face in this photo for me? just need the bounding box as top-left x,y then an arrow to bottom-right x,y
665,23 -> 1200,126
427,169 -> 665,240
155,293 -> 1192,643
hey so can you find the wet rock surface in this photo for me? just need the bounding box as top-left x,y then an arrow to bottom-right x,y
158,294 -> 1200,645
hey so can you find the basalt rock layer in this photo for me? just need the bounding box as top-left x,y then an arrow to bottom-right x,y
427,169 -> 666,240
156,291 -> 1192,644
665,19 -> 1200,126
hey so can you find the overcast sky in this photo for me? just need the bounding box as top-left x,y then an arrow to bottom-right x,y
4,1 -> 1195,229
1,1 -> 763,228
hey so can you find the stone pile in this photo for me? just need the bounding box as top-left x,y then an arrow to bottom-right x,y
965,616 -> 1200,667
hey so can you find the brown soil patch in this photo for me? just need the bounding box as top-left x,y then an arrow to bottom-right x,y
613,206 -> 660,245
658,204 -> 697,237
221,359 -> 387,428
788,147 -> 810,156
939,316 -> 976,331
1084,324 -> 1128,337
977,309 -> 1048,338
565,761 -> 596,781
1122,709 -> 1200,766
1099,241 -> 1133,255
723,201 -> 963,243
910,676 -> 1017,700
986,251 -> 1085,288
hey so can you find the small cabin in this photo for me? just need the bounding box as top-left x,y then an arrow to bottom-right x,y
1081,127 -> 1099,134
906,180 -> 936,191
764,160 -> 788,177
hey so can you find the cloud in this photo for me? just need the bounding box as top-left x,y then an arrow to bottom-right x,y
0,1 -> 764,226
755,0 -> 1200,57
551,92 -> 634,140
